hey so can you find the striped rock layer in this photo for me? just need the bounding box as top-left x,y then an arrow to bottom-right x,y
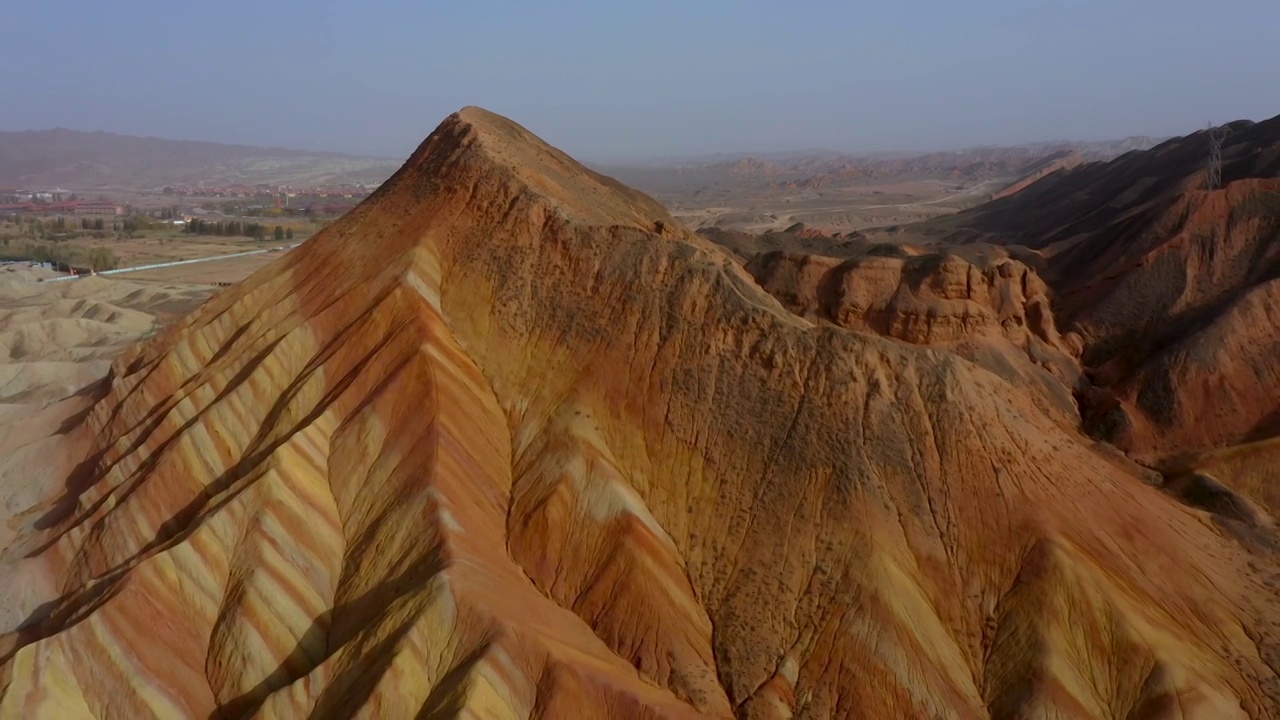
2,108 -> 1280,719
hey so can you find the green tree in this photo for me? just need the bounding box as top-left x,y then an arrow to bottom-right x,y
285,228 -> 294,240
273,225 -> 284,241
87,246 -> 119,271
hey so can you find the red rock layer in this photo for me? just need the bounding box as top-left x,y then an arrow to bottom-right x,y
1057,182 -> 1280,459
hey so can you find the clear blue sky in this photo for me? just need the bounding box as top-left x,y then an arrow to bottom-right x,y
3,0 -> 1277,161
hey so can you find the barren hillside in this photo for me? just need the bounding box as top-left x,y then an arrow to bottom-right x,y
857,116 -> 1280,460
0,109 -> 1277,718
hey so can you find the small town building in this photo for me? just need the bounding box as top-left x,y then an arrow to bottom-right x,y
73,203 -> 125,216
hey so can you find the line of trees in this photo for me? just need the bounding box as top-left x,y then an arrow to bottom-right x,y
0,242 -> 119,271
186,219 -> 292,242
8,216 -> 97,240
4,215 -> 147,240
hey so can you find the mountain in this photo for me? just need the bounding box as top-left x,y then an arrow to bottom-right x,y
0,128 -> 401,190
886,116 -> 1280,462
608,138 -> 1163,172
2,108 -> 1279,718
1000,136 -> 1164,162
600,137 -> 1165,201
989,150 -> 1085,200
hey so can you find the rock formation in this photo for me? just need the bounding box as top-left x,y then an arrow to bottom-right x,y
746,250 -> 1084,424
1059,181 -> 1280,459
2,108 -> 1279,719
746,251 -> 1070,350
780,223 -> 830,240
888,116 -> 1280,462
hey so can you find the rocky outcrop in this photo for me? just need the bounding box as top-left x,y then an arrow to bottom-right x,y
2,108 -> 1279,719
745,250 -> 1084,420
781,222 -> 830,239
747,251 -> 1069,349
1161,437 -> 1280,530
893,117 -> 1280,463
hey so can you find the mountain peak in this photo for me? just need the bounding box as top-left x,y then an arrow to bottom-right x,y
389,106 -> 678,233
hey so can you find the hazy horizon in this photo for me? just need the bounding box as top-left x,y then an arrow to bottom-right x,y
4,0 -> 1277,163
0,123 -> 1189,166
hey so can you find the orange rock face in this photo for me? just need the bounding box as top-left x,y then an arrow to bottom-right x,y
1057,181 -> 1280,459
2,108 -> 1280,718
746,250 -> 1084,425
746,251 -> 1070,350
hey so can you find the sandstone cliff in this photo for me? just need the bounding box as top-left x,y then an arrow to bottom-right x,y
1,108 -> 1279,719
745,250 -> 1084,424
746,251 -> 1070,350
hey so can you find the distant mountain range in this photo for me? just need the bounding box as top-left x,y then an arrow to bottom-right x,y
0,129 -> 403,190
595,136 -> 1168,201
605,136 -> 1165,169
0,127 -> 1167,194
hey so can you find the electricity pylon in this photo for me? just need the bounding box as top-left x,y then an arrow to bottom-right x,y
1207,124 -> 1230,190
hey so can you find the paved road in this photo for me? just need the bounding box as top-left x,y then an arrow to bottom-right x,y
42,244 -> 299,283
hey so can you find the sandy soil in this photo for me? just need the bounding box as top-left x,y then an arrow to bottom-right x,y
666,179 -> 999,233
0,267 -> 211,628
0,267 -> 210,405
